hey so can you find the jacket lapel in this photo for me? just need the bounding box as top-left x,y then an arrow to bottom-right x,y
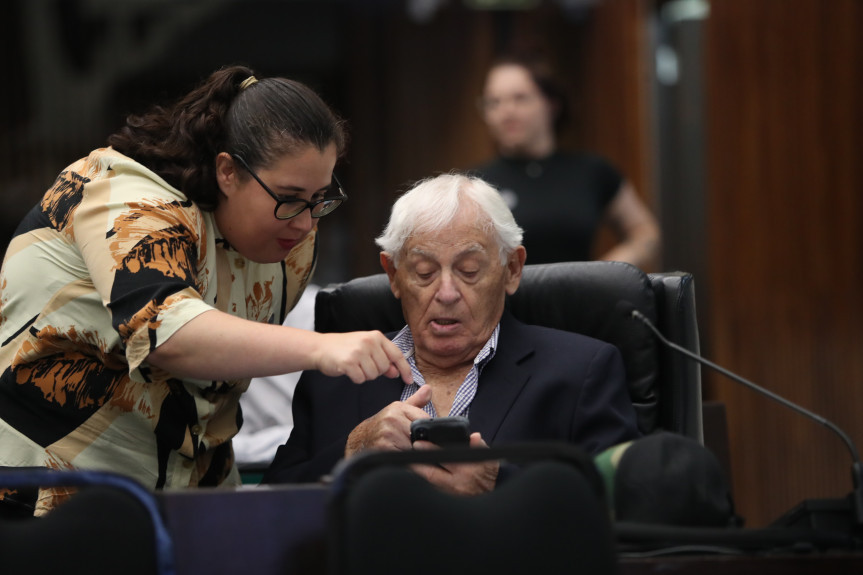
357,330 -> 409,419
357,376 -> 405,420
468,312 -> 534,443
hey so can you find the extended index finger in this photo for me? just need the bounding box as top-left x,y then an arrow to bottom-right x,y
382,339 -> 413,383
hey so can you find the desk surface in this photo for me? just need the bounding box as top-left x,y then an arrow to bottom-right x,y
621,553 -> 863,574
158,485 -> 329,575
157,486 -> 863,575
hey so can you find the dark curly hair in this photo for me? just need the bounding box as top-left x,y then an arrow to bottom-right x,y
107,65 -> 348,211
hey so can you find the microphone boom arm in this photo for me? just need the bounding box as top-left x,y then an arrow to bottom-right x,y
632,310 -> 860,462
631,308 -> 863,528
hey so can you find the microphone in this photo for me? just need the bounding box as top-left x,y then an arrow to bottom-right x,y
630,307 -> 863,531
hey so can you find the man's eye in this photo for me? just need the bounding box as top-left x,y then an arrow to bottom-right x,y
414,268 -> 436,280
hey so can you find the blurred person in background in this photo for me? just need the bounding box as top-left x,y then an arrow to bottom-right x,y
473,53 -> 661,270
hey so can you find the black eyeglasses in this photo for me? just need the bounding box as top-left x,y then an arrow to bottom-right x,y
231,154 -> 347,220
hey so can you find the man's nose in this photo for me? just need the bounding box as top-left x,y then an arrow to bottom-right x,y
435,272 -> 461,303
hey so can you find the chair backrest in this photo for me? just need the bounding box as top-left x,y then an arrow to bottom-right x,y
315,261 -> 703,441
327,443 -> 618,575
0,468 -> 175,575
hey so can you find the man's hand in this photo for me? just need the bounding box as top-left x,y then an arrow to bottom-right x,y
411,432 -> 499,496
344,385 -> 432,457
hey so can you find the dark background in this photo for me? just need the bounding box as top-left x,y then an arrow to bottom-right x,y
2,0 -> 862,528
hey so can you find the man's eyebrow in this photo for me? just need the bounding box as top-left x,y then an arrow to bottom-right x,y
406,247 -> 435,259
406,244 -> 486,259
459,244 -> 486,255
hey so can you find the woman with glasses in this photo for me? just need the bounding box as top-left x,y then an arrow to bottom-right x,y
0,65 -> 411,516
473,53 -> 661,270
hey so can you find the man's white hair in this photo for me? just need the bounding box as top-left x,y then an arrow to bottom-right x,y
375,173 -> 523,266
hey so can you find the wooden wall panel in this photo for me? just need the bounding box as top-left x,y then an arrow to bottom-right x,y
705,0 -> 863,526
575,0 -> 655,263
342,6 -> 498,278
340,1 -> 654,278
576,0 -> 653,204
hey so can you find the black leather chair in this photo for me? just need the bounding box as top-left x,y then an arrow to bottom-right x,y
0,468 -> 176,575
315,261 -> 703,441
328,442 -> 618,575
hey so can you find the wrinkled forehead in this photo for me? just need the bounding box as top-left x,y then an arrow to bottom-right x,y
404,241 -> 488,262
414,204 -> 493,245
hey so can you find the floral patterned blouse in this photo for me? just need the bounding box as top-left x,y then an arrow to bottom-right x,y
0,148 -> 316,513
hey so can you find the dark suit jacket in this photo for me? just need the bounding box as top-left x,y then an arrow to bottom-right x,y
262,312 -> 640,484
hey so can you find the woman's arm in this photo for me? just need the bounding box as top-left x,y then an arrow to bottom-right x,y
599,181 -> 662,271
146,309 -> 412,384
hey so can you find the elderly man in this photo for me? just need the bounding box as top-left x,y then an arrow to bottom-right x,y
263,173 -> 639,492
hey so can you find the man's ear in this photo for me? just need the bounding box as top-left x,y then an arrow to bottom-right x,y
380,252 -> 401,299
504,245 -> 527,296
215,152 -> 239,195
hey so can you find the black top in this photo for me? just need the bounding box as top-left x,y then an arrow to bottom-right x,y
472,151 -> 623,264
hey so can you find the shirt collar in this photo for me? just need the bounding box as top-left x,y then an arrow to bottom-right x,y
392,323 -> 500,373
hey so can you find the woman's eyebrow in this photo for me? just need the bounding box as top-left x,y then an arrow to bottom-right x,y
273,183 -> 331,194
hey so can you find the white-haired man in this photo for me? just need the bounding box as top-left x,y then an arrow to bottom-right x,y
263,173 -> 639,493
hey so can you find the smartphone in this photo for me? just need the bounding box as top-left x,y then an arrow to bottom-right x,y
410,416 -> 471,446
